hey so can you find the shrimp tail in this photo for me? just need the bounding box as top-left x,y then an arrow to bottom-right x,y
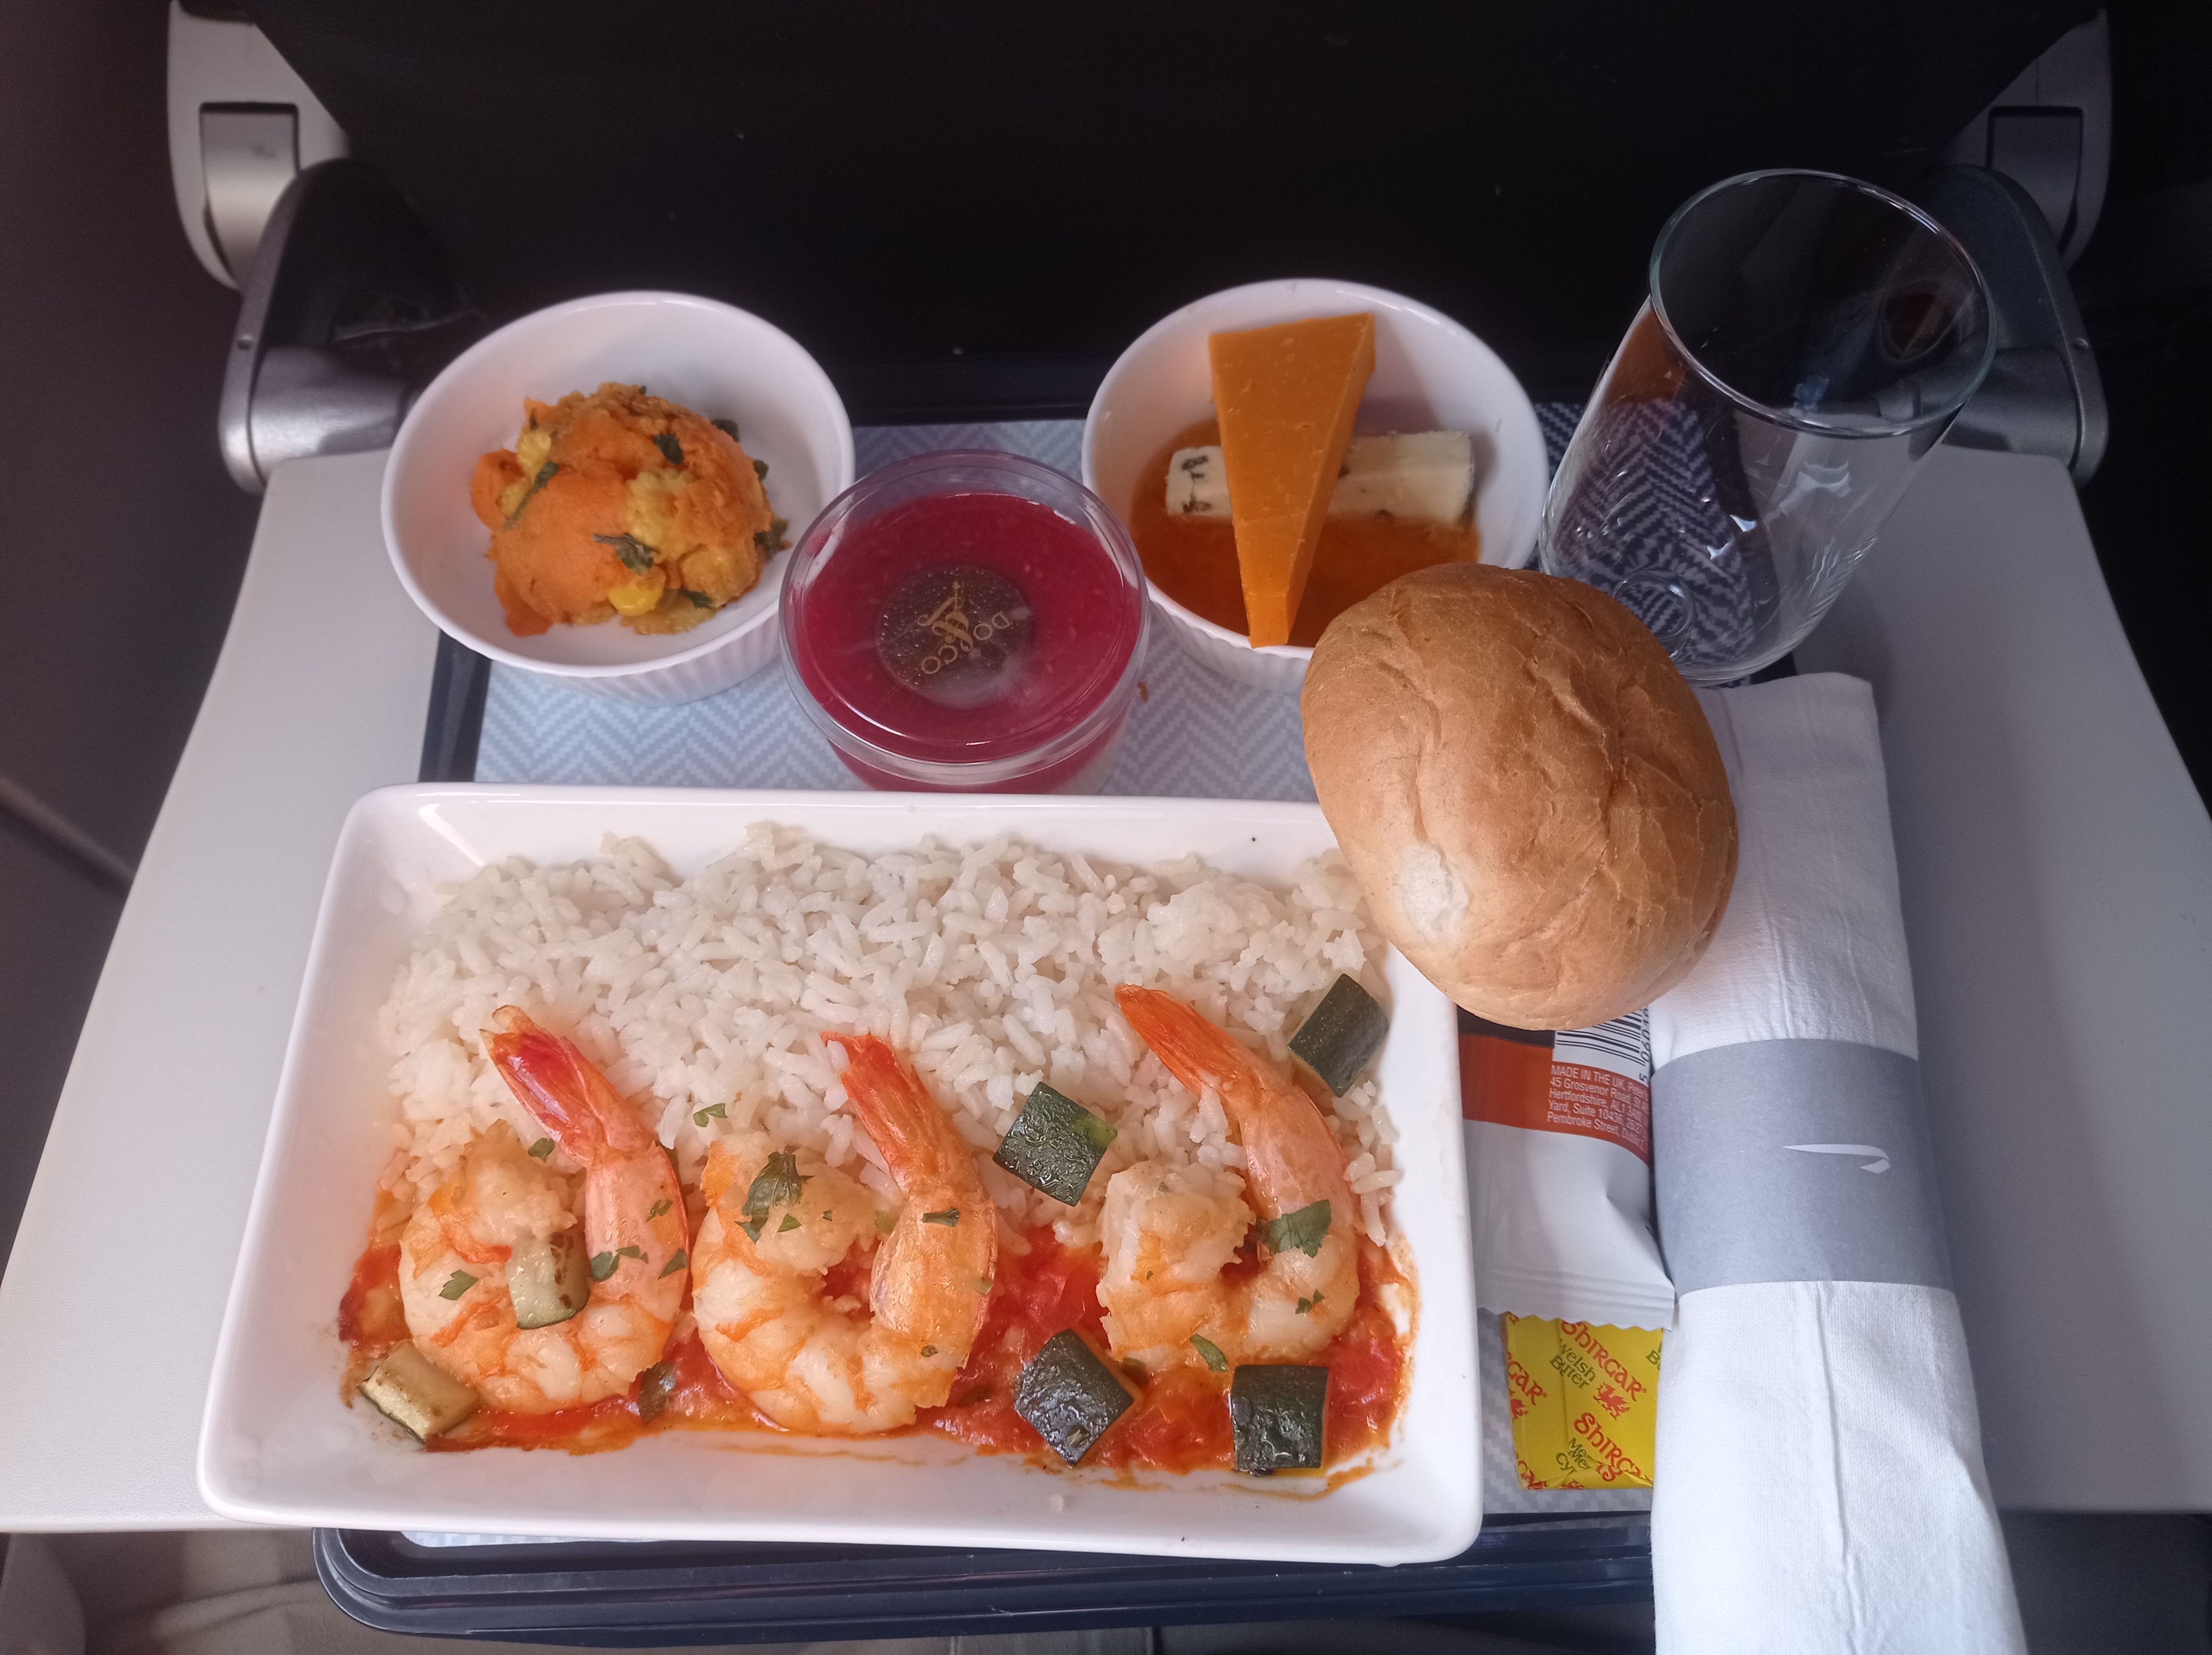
1113,985 -> 1260,1102
1105,987 -> 1361,1367
486,1006 -> 653,1158
1116,984 -> 1349,1217
826,1034 -> 958,1184
696,1039 -> 997,1433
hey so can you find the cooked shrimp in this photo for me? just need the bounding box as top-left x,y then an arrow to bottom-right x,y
399,1007 -> 687,1412
690,1034 -> 997,1434
1100,985 -> 1360,1370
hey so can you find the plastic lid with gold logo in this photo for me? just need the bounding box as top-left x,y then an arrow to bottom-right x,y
779,451 -> 1148,792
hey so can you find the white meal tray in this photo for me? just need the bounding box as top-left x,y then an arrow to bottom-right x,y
197,785 -> 1480,1564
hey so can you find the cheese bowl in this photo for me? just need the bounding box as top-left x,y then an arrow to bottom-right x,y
197,786 -> 1481,1563
1082,278 -> 1547,694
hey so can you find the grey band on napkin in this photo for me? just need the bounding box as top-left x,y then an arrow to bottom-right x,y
1652,1039 -> 1953,1294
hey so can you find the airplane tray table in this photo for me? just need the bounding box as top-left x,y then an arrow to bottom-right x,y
324,412 -> 1656,1644
315,1515 -> 1651,1646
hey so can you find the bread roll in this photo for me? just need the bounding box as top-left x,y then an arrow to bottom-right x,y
1301,564 -> 1735,1030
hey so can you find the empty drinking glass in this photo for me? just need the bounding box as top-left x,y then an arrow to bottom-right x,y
1540,169 -> 1992,683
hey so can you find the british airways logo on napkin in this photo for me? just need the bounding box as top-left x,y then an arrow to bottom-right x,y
1784,1142 -> 1891,1173
1652,1039 -> 1952,1294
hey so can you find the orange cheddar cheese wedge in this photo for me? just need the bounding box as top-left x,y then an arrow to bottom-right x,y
1207,313 -> 1376,647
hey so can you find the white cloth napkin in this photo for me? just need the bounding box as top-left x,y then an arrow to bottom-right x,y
1645,675 -> 2023,1654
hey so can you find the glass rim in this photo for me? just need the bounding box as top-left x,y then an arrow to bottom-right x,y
1645,167 -> 1995,439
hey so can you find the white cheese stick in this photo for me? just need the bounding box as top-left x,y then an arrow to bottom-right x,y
1333,430 -> 1478,523
1166,445 -> 1230,517
1165,431 -> 1478,524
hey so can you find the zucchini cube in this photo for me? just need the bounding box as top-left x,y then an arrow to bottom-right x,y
993,1083 -> 1117,1206
508,1229 -> 590,1330
1229,1363 -> 1328,1474
359,1341 -> 479,1441
1014,1329 -> 1135,1465
1288,975 -> 1389,1095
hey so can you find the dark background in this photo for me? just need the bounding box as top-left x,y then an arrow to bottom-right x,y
2074,1 -> 2212,808
243,0 -> 2095,404
0,1 -> 259,1261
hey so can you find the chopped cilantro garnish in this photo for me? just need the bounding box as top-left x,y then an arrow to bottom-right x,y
615,1245 -> 644,1262
693,1102 -> 727,1127
647,1199 -> 671,1220
1257,1199 -> 1332,1259
503,461 -> 557,528
874,1210 -> 897,1235
439,1270 -> 477,1301
778,1214 -> 800,1233
589,1251 -> 616,1282
678,587 -> 713,608
922,1208 -> 960,1227
1190,1334 -> 1228,1372
591,532 -> 658,573
738,1153 -> 809,1246
922,1345 -> 937,1358
527,1138 -> 555,1160
659,1248 -> 688,1278
744,1151 -> 808,1216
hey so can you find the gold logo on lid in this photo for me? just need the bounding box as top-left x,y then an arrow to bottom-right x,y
916,580 -> 1015,676
878,565 -> 1034,707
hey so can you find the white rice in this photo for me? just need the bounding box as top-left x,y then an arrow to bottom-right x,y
375,826 -> 1399,1248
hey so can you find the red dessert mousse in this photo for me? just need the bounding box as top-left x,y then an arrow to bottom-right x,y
781,454 -> 1147,792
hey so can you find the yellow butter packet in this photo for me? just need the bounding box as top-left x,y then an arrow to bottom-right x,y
1502,1314 -> 1662,1490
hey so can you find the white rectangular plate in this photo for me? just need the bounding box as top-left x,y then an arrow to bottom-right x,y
198,786 -> 1479,1562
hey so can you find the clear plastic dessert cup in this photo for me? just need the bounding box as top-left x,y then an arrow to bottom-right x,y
779,452 -> 1150,793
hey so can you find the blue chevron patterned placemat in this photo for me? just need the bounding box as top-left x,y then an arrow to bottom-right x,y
474,410 -> 1583,797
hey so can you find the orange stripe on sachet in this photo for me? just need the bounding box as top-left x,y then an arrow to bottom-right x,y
1460,1033 -> 1651,1163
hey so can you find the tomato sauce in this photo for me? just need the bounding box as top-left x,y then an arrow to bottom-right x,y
337,1242 -> 407,1394
425,1330 -> 768,1457
921,1225 -> 1114,1455
1127,419 -> 1482,649
920,1228 -> 1408,1474
341,1223 -> 1412,1471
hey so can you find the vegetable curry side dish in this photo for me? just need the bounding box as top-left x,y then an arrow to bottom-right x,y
343,984 -> 1414,1480
471,383 -> 789,638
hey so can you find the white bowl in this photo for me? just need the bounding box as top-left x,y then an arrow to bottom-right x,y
1083,278 -> 1548,694
199,787 -> 1480,1563
384,292 -> 855,705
